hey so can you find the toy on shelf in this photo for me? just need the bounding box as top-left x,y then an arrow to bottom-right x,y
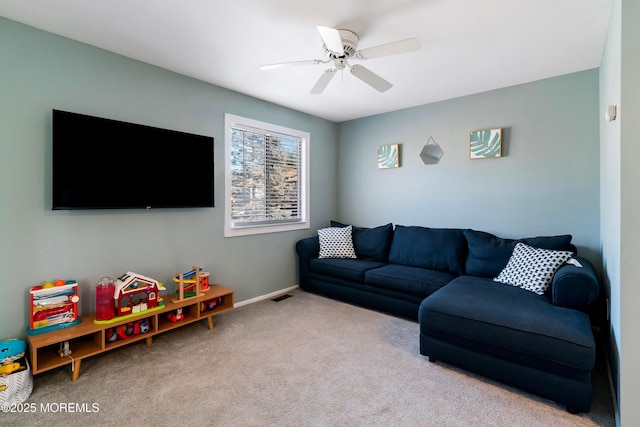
105,318 -> 151,343
28,280 -> 80,336
167,308 -> 184,323
58,341 -> 72,358
200,272 -> 210,292
201,297 -> 222,312
94,272 -> 166,325
95,277 -> 116,321
172,266 -> 208,303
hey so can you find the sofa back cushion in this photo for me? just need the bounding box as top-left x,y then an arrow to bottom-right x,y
388,225 -> 467,275
330,221 -> 394,262
463,229 -> 576,278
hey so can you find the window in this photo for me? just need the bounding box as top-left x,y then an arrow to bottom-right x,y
224,114 -> 310,237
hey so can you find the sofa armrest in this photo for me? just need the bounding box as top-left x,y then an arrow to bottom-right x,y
551,256 -> 600,311
295,236 -> 320,287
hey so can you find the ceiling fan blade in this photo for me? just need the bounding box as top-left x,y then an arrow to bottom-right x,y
350,65 -> 393,92
357,38 -> 421,60
260,59 -> 323,70
317,26 -> 344,55
310,69 -> 337,94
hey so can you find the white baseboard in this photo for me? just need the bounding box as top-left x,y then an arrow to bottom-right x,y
234,285 -> 299,308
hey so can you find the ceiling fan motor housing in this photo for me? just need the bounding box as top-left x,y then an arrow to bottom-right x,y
324,29 -> 359,58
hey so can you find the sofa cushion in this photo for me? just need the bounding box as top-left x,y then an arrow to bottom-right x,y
318,226 -> 356,259
388,225 -> 466,275
463,229 -> 575,278
330,221 -> 394,262
309,258 -> 386,283
495,243 -> 574,295
365,264 -> 455,297
419,276 -> 595,371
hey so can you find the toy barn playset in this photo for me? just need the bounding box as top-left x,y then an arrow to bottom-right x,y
27,280 -> 81,336
94,271 -> 166,325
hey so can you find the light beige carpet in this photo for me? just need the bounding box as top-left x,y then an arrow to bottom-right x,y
4,289 -> 614,426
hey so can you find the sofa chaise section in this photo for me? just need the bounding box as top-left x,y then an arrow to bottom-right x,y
419,275 -> 596,413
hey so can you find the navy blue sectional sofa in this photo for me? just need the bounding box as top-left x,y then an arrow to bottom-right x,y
295,222 -> 600,413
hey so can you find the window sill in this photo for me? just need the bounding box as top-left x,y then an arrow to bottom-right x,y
224,221 -> 309,238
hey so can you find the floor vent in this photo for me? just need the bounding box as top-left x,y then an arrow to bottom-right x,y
272,294 -> 293,302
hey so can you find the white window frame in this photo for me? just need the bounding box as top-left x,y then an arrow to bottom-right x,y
224,113 -> 310,237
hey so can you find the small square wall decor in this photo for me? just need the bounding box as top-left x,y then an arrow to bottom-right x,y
470,128 -> 502,159
378,143 -> 400,169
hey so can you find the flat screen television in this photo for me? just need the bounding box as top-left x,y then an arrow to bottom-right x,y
52,109 -> 214,210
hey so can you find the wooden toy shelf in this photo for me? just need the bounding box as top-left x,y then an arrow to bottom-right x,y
26,285 -> 234,381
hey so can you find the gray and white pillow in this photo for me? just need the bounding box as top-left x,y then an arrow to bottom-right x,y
494,242 -> 573,295
318,226 -> 357,259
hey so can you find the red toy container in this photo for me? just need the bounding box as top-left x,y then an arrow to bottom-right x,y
95,277 -> 115,321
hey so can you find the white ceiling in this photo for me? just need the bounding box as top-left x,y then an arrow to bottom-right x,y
0,0 -> 612,122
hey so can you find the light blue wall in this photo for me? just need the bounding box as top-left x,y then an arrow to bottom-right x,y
0,18 -> 339,340
601,0 -> 640,424
599,0 -> 621,420
619,0 -> 640,422
337,70 -> 601,265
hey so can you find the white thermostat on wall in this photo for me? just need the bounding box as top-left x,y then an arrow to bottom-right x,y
606,105 -> 617,122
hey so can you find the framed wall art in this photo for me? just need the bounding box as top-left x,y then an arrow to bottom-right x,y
469,128 -> 502,159
377,143 -> 401,169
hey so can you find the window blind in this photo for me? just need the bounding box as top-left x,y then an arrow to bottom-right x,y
230,126 -> 302,227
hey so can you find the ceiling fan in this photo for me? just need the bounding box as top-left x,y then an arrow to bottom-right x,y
260,26 -> 421,94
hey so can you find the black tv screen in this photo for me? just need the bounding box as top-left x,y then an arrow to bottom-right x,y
52,110 -> 214,210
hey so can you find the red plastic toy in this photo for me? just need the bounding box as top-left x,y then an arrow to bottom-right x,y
167,308 -> 184,323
